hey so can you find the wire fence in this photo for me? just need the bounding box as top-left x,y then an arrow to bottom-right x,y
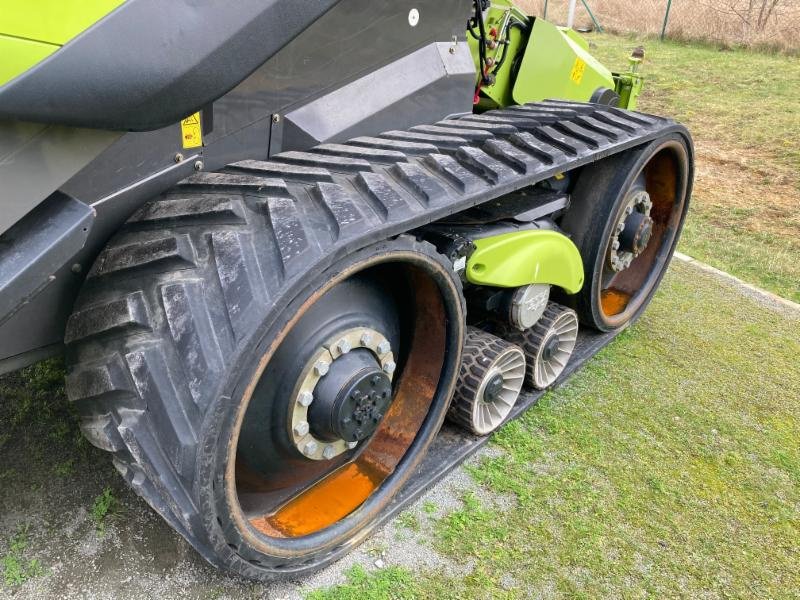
517,0 -> 800,53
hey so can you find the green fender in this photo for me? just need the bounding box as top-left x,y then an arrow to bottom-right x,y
466,230 -> 584,294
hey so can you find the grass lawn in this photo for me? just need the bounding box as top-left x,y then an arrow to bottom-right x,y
588,34 -> 800,303
311,260 -> 800,598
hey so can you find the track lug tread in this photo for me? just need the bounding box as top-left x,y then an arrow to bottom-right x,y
422,153 -> 486,193
312,143 -> 408,163
380,130 -> 468,151
130,196 -> 248,226
274,151 -> 373,173
227,159 -> 334,183
389,162 -> 451,207
65,291 -> 152,344
455,146 -> 520,182
355,172 -> 416,220
348,136 -> 438,155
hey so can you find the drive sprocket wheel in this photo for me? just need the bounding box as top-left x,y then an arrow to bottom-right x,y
448,327 -> 526,436
65,220 -> 464,580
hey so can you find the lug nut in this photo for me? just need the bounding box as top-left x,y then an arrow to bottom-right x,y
336,338 -> 352,355
322,445 -> 337,460
298,391 -> 314,407
377,340 -> 391,355
382,360 -> 397,375
360,332 -> 373,346
293,421 -> 310,437
314,360 -> 330,376
303,441 -> 318,456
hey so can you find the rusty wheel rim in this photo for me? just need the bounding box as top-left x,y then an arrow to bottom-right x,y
597,141 -> 689,327
226,248 -> 463,555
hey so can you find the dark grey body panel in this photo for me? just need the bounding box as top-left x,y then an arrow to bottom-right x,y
0,0 -> 475,371
0,122 -> 119,236
0,0 -> 343,131
0,193 -> 93,325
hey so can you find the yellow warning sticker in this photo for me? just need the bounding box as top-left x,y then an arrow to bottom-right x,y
181,112 -> 203,149
570,58 -> 586,85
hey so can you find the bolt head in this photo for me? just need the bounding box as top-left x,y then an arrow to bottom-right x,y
322,445 -> 337,460
302,441 -> 318,456
382,360 -> 397,375
611,240 -> 620,251
360,332 -> 373,346
377,340 -> 391,355
336,338 -> 352,355
298,391 -> 314,407
626,205 -> 633,215
174,153 -> 184,163
194,160 -> 204,171
314,360 -> 330,376
293,421 -> 310,437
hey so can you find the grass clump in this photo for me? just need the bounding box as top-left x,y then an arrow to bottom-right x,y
91,487 -> 118,535
307,565 -> 420,600
1,527 -> 44,588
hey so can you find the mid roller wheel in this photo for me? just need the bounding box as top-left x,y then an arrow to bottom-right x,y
500,303 -> 579,390
448,327 -> 526,436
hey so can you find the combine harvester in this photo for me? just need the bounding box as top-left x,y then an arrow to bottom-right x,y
0,0 -> 692,579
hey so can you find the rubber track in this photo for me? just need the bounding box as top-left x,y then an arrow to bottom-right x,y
64,100 -> 689,577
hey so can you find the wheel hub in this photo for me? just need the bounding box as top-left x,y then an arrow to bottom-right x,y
619,211 -> 654,255
541,334 -> 560,362
310,350 -> 393,443
482,372 -> 505,404
609,189 -> 653,272
289,327 -> 396,461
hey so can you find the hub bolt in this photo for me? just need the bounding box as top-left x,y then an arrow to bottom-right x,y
322,445 -> 337,460
382,360 -> 397,375
303,441 -> 318,457
293,421 -> 310,437
360,332 -> 373,346
377,340 -> 391,355
314,360 -> 330,377
298,391 -> 314,407
336,338 -> 352,355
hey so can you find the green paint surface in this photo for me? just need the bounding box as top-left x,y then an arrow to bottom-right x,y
0,0 -> 125,86
466,229 -> 584,294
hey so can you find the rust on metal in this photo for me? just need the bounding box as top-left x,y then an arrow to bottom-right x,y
247,265 -> 447,538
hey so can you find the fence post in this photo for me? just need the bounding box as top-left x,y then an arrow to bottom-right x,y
567,0 -> 577,28
661,0 -> 673,40
543,0 -> 549,19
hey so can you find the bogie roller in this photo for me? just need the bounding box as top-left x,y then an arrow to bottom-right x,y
449,327 -> 526,436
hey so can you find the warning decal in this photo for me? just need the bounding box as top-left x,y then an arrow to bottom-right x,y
570,58 -> 586,85
181,112 -> 203,149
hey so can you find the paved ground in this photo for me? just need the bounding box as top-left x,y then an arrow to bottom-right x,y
0,258 -> 796,599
